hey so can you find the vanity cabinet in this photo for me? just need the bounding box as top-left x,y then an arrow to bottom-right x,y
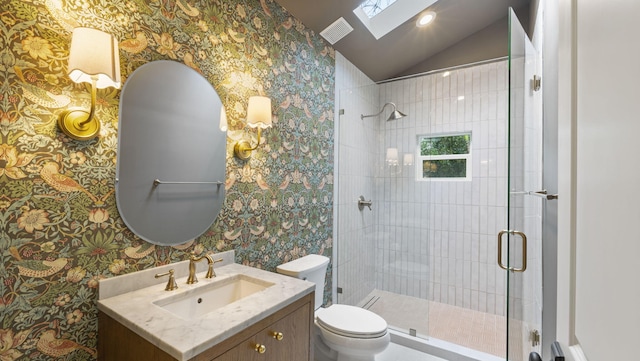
210,298 -> 310,361
98,293 -> 313,361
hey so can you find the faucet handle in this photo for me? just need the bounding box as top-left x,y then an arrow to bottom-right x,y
155,269 -> 178,291
206,258 -> 224,278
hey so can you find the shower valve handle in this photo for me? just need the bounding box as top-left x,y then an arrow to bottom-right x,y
358,196 -> 373,211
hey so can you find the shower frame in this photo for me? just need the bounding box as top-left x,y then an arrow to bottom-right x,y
335,57 -> 514,350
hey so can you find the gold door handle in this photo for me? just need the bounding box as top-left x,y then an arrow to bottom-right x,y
271,331 -> 283,340
497,230 -> 528,272
254,344 -> 266,353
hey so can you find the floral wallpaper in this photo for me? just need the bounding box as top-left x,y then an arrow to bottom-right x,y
0,0 -> 335,359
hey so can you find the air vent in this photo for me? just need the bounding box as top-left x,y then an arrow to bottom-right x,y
320,17 -> 354,45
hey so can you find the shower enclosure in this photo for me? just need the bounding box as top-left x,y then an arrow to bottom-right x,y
334,9 -> 542,361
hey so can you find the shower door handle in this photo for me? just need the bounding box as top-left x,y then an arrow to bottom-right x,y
497,230 -> 527,272
530,190 -> 558,200
509,190 -> 558,200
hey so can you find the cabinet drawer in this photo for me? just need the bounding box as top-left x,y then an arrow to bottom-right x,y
213,301 -> 311,361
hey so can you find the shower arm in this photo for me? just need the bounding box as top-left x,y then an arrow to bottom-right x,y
361,102 -> 399,120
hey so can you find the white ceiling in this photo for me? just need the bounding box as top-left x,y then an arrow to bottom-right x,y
273,0 -> 531,81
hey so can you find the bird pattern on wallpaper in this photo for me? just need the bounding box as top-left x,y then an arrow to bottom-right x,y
39,162 -> 101,203
15,67 -> 71,109
1,0 -> 334,360
119,31 -> 148,54
10,246 -> 68,278
36,329 -> 97,358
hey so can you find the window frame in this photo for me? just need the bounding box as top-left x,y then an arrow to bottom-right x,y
416,132 -> 472,182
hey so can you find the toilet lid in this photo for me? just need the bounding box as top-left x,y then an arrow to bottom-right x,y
316,305 -> 388,339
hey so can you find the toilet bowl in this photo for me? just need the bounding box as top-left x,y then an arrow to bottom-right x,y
314,304 -> 390,361
277,255 -> 390,361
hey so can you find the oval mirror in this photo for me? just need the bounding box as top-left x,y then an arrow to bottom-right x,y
116,60 -> 226,246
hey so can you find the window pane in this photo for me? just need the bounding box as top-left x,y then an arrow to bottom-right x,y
422,159 -> 467,178
420,134 -> 470,156
360,0 -> 397,18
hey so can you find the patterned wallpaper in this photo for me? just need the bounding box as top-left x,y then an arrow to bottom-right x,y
0,0 -> 334,359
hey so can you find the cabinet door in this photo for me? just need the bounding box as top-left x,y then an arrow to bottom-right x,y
212,302 -> 311,361
213,340 -> 262,361
263,302 -> 310,360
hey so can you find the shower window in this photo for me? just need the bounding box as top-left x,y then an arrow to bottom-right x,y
417,133 -> 472,180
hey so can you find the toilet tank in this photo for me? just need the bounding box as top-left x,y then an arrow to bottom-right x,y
276,254 -> 329,309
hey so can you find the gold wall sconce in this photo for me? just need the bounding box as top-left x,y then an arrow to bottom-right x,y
58,27 -> 121,141
233,96 -> 273,160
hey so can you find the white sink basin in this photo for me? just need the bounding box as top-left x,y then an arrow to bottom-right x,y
153,274 -> 274,320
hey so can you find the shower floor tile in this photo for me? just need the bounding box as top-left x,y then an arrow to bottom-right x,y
360,290 -> 506,358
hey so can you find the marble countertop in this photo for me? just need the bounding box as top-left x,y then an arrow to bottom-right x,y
97,257 -> 314,361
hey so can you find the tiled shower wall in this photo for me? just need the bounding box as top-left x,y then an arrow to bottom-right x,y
376,61 -> 509,316
334,53 -> 379,306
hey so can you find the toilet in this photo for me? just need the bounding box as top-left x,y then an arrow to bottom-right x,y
277,255 -> 390,361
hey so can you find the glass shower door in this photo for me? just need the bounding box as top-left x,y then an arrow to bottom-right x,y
505,8 -> 543,361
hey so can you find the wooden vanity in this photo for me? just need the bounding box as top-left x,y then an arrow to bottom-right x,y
96,259 -> 315,361
98,292 -> 313,361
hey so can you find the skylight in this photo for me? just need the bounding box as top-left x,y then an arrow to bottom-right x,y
360,0 -> 397,19
353,0 -> 439,40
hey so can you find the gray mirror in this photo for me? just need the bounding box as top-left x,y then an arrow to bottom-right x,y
116,60 -> 226,246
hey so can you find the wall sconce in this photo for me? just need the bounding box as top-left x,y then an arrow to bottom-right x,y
233,96 -> 272,160
58,27 -> 121,141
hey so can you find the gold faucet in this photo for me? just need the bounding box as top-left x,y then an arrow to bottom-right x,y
187,252 -> 224,284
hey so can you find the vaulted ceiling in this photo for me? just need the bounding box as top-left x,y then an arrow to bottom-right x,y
273,0 -> 532,82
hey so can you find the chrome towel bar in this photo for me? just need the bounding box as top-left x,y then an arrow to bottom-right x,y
153,179 -> 223,187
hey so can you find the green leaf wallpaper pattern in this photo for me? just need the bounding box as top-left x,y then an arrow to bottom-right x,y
0,0 -> 334,359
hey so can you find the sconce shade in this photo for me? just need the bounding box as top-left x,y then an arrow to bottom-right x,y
67,27 -> 121,89
58,27 -> 121,141
233,96 -> 273,160
246,96 -> 272,129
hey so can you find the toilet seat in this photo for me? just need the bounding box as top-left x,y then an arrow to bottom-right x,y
315,304 -> 388,339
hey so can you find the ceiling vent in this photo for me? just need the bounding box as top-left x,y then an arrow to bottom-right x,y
320,17 -> 354,45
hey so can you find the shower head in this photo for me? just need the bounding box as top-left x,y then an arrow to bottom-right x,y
361,102 -> 407,121
388,109 -> 407,121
